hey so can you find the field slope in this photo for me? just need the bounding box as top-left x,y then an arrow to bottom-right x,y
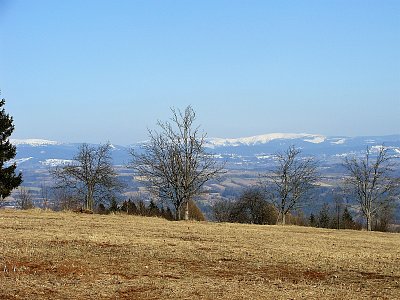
0,210 -> 399,299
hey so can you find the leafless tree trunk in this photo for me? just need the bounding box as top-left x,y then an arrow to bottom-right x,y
52,187 -> 80,211
130,106 -> 224,220
333,191 -> 344,230
51,143 -> 122,211
17,187 -> 34,210
343,146 -> 399,231
266,145 -> 318,225
40,183 -> 50,210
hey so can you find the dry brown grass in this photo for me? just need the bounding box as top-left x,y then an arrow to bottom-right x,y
0,209 -> 399,299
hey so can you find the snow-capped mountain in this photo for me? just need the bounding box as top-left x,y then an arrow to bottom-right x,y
203,133 -> 400,160
10,139 -> 62,147
6,134 -> 400,218
10,133 -> 400,171
205,133 -> 400,149
206,133 -> 326,148
11,140 -> 128,170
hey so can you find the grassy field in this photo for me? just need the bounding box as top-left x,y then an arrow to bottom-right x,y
0,210 -> 399,299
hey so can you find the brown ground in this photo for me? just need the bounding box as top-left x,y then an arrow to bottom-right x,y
0,209 -> 399,299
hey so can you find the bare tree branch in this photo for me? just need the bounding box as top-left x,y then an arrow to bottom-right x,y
343,145 -> 399,231
265,145 -> 319,225
50,143 -> 122,211
130,106 -> 225,220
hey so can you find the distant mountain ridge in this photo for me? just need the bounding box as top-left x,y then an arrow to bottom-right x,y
205,133 -> 326,148
204,133 -> 400,160
6,133 -> 400,218
10,139 -> 62,147
11,132 -> 400,148
206,133 -> 400,148
10,133 -> 400,170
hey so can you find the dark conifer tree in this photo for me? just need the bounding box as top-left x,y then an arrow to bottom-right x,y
108,197 -> 119,212
97,203 -> 107,214
309,213 -> 317,227
164,207 -> 174,220
317,203 -> 331,228
148,199 -> 160,216
121,199 -> 137,215
0,99 -> 22,202
341,207 -> 356,229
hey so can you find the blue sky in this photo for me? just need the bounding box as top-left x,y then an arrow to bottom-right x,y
1,0 -> 399,145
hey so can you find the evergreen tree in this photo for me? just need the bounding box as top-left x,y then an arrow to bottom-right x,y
97,203 -> 107,214
108,197 -> 119,213
164,207 -> 174,220
148,199 -> 160,216
341,207 -> 356,229
309,213 -> 317,227
137,200 -> 147,216
0,99 -> 22,202
317,203 -> 331,228
120,199 -> 137,215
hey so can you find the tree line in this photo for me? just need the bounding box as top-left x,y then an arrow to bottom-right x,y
0,100 -> 399,231
212,187 -> 365,229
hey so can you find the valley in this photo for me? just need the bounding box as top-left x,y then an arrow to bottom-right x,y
5,133 -> 400,222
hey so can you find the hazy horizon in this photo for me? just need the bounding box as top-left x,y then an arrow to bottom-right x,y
9,131 -> 400,147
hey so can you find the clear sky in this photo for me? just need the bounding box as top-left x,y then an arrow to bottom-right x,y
1,0 -> 399,145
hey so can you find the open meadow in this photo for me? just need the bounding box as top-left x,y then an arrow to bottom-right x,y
0,210 -> 399,299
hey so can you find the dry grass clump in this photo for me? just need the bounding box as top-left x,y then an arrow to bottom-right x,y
0,209 -> 399,299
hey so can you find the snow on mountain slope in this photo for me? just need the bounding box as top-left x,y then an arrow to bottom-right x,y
7,157 -> 33,166
206,133 -> 326,148
330,138 -> 347,145
41,159 -> 74,167
10,139 -> 61,147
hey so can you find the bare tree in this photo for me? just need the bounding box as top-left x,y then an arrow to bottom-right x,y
40,183 -> 50,209
130,106 -> 224,220
17,187 -> 34,210
51,143 -> 122,211
332,190 -> 344,230
266,145 -> 318,225
52,187 -> 80,211
343,146 -> 399,231
212,199 -> 234,222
